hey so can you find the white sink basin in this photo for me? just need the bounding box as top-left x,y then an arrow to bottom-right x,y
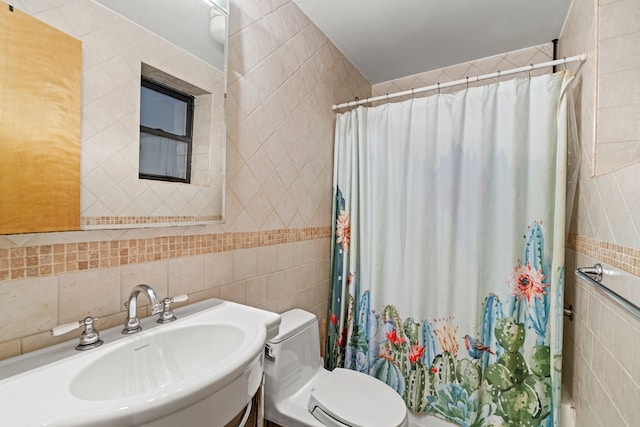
0,299 -> 280,427
71,324 -> 244,400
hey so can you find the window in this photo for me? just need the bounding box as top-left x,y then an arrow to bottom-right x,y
139,77 -> 195,183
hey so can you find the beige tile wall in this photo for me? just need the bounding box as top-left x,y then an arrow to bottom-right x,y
561,0 -> 640,425
0,237 -> 332,360
0,0 -> 370,360
596,0 -> 640,175
372,44 -> 554,99
564,250 -> 640,427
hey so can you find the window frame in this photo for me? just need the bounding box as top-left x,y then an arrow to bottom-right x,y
139,77 -> 195,183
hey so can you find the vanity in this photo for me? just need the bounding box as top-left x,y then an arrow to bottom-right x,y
0,298 -> 280,427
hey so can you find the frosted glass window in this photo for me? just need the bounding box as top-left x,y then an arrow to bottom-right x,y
139,78 -> 194,183
139,134 -> 188,180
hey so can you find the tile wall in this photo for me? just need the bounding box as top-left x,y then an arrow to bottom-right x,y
0,0 -> 370,360
560,0 -> 640,425
595,0 -> 640,175
372,44 -> 554,99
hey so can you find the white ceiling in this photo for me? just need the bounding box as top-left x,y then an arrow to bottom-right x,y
95,0 -> 227,70
294,0 -> 573,84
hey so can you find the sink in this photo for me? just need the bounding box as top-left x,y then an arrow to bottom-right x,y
0,299 -> 280,427
71,324 -> 244,400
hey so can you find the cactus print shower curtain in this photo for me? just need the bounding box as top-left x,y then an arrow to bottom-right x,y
327,72 -> 573,427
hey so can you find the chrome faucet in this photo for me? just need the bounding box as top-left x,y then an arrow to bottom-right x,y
122,284 -> 162,334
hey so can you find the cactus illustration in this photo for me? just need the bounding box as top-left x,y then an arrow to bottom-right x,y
482,317 -> 552,425
499,382 -> 542,425
508,221 -> 550,335
404,363 -> 430,412
525,374 -> 552,421
480,293 -> 505,369
326,221 -> 558,424
529,345 -> 551,378
429,352 -> 457,386
342,295 -> 355,370
523,222 -> 545,273
419,320 -> 438,368
426,383 -> 481,426
370,355 -> 405,395
484,362 -> 514,390
326,187 -> 347,369
494,317 -> 525,352
382,305 -> 405,341
368,309 -> 380,371
381,305 -> 410,374
349,291 -> 371,373
523,222 -> 550,345
403,318 -> 420,345
456,358 -> 482,392
498,351 -> 528,385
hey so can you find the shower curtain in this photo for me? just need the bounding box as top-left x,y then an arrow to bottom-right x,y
327,72 -> 572,427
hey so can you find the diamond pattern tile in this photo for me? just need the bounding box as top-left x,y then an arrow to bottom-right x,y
373,44 -> 553,98
24,0 -> 229,224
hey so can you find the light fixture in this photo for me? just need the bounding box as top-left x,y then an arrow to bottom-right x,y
209,7 -> 226,45
200,0 -> 228,13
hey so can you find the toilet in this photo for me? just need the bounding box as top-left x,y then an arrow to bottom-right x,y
264,309 -> 408,427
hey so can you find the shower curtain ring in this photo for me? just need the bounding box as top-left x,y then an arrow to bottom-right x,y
466,77 -> 469,90
411,88 -> 415,98
529,65 -> 533,79
437,82 -> 440,94
497,70 -> 501,83
386,93 -> 390,103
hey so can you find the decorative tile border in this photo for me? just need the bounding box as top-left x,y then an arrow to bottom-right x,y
7,230 -> 632,283
567,233 -> 640,278
0,227 -> 331,282
81,216 -> 223,227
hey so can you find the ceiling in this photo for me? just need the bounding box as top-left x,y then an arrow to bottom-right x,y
294,0 -> 573,84
95,0 -> 227,70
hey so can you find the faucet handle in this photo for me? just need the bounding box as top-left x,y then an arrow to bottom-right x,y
157,294 -> 189,324
51,320 -> 85,336
171,294 -> 189,303
51,317 -> 103,351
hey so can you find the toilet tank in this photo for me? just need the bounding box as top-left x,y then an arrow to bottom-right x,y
264,309 -> 323,401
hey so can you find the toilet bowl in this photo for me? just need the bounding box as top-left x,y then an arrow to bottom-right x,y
264,309 -> 408,427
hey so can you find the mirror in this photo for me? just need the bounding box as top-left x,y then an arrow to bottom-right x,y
83,0 -> 228,229
2,0 -> 228,233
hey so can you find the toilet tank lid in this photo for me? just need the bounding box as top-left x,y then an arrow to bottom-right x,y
268,309 -> 317,344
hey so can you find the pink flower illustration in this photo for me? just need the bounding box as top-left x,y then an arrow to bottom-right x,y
408,345 -> 425,364
336,210 -> 351,254
509,262 -> 547,303
385,330 -> 406,346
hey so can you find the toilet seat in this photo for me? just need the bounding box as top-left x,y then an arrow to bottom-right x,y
307,368 -> 408,427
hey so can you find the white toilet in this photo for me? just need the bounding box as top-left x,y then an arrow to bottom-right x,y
264,309 -> 408,427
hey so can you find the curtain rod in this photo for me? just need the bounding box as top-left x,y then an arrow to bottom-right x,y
332,53 -> 587,111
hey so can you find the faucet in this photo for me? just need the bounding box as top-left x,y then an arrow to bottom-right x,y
122,284 -> 162,334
